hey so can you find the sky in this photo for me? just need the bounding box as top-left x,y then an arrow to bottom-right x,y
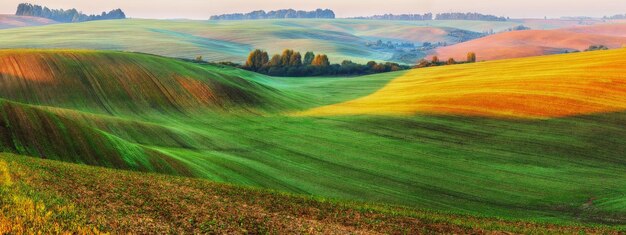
1,0 -> 626,19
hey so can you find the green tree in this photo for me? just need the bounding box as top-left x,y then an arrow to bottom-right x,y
268,54 -> 282,67
245,50 -> 258,68
431,56 -> 439,64
585,45 -> 608,51
373,63 -> 386,73
260,51 -> 269,67
303,52 -> 315,65
289,52 -> 302,66
280,49 -> 294,66
415,59 -> 431,68
311,54 -> 330,67
245,49 -> 269,70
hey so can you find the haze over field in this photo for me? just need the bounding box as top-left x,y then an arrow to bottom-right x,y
2,0 -> 626,19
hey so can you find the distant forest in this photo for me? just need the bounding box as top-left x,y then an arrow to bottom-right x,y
436,12 -> 507,21
352,12 -> 508,21
604,14 -> 626,20
15,3 -> 126,23
351,13 -> 433,21
210,9 -> 335,20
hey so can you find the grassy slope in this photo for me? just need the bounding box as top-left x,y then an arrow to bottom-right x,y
0,49 -> 286,115
1,153 -> 621,233
0,19 -> 524,64
303,48 -> 626,118
1,49 -> 626,228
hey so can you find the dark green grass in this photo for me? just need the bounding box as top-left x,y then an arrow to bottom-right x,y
1,50 -> 625,228
132,112 -> 626,225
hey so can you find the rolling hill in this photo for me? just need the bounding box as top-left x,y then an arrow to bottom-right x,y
0,19 -> 529,64
0,49 -> 283,115
1,49 -> 626,231
0,17 -> 615,63
565,23 -> 626,37
514,18 -> 607,30
430,24 -> 626,61
302,48 -> 626,118
0,14 -> 56,29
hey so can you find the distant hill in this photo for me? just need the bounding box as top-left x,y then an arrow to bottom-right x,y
0,19 -> 509,64
210,9 -> 335,20
430,24 -> 626,61
351,12 -> 507,22
0,14 -> 56,29
15,3 -> 125,23
351,13 -> 433,21
435,12 -> 507,21
604,14 -> 626,20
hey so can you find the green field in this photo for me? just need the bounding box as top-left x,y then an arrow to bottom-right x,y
0,18 -> 531,64
1,49 -> 626,233
4,153 -> 620,233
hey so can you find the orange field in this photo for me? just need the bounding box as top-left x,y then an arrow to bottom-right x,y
564,23 -> 626,37
430,24 -> 626,61
300,48 -> 626,118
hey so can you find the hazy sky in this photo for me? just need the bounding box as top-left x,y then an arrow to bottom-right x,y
2,0 -> 626,19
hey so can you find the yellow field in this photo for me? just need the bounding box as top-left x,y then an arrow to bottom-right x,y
300,48 -> 626,118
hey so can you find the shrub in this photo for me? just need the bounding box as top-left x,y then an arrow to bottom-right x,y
467,52 -> 476,63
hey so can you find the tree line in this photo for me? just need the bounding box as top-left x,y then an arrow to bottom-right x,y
351,13 -> 433,21
210,9 -> 335,20
351,12 -> 507,21
15,3 -> 126,23
415,52 -> 477,68
603,14 -> 626,20
435,12 -> 507,21
236,49 -> 409,77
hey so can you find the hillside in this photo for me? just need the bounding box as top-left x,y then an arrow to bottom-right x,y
431,23 -> 626,61
0,49 -> 289,177
0,14 -> 56,29
514,18 -> 607,30
1,49 -> 626,228
0,19 -> 525,64
431,27 -> 626,61
565,23 -> 626,37
302,48 -> 626,118
3,154 -> 621,233
0,49 -> 283,115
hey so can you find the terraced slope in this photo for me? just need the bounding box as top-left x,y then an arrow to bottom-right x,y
303,48 -> 626,118
1,49 -> 626,228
